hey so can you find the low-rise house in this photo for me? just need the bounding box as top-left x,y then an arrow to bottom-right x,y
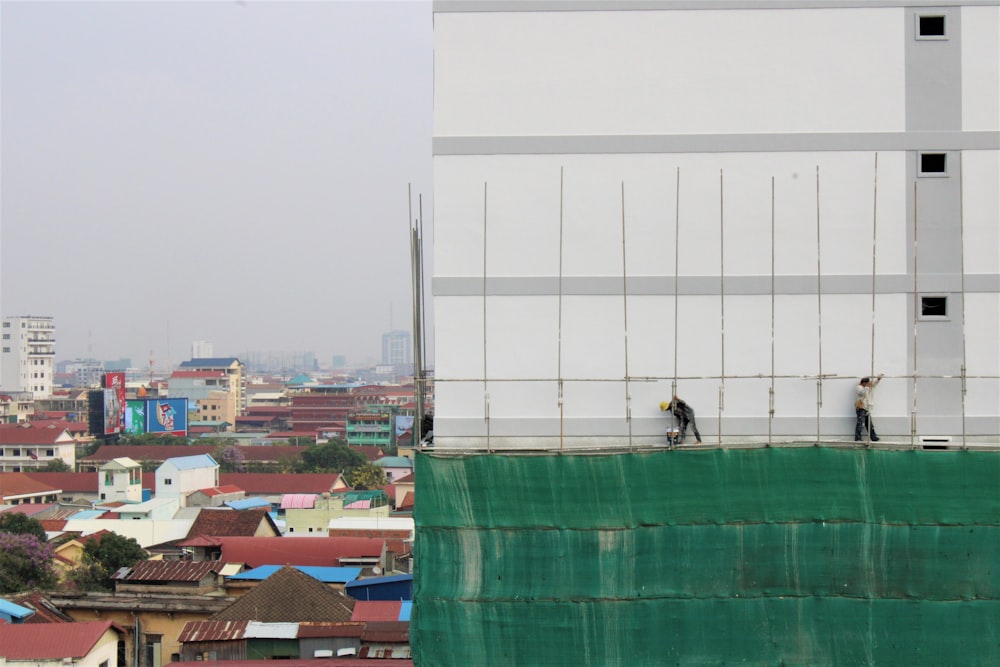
373,456 -> 413,483
0,422 -> 76,472
114,560 -> 228,595
185,507 -> 281,540
0,620 -> 126,666
391,472 -> 415,511
99,456 -> 144,503
47,591 -> 233,665
186,484 -> 245,508
79,444 -> 308,473
0,391 -> 34,424
24,470 -> 155,504
5,591 -> 75,624
358,622 -> 411,659
284,490 -> 390,536
0,472 -> 61,504
210,565 -> 356,625
157,455 -> 219,507
177,620 -> 367,662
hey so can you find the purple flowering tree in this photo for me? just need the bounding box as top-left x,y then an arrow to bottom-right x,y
0,532 -> 56,593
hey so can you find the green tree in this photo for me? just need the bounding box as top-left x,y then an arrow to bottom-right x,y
216,443 -> 246,472
0,533 -> 56,593
0,512 -> 47,541
344,463 -> 387,490
43,458 -> 71,472
68,532 -> 147,591
298,439 -> 366,473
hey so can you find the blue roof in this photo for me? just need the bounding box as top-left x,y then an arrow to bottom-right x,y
70,509 -> 107,520
399,600 -> 412,621
0,598 -> 34,621
375,456 -> 413,468
178,357 -> 241,368
345,573 -> 414,589
227,565 -> 362,584
225,497 -> 272,510
164,454 -> 218,470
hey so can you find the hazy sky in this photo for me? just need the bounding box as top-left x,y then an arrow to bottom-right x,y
1,0 -> 433,369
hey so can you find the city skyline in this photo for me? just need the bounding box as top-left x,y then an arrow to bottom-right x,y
0,1 -> 433,367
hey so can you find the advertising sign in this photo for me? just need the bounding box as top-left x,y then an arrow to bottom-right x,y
147,398 -> 189,436
125,400 -> 147,435
395,415 -> 414,436
102,372 -> 126,435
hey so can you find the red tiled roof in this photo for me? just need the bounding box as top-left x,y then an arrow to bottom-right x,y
39,519 -> 68,531
28,418 -> 88,434
397,492 -> 414,511
0,620 -> 124,659
350,446 -> 385,463
351,600 -> 402,623
186,508 -> 278,540
25,471 -> 156,492
81,445 -> 308,464
393,473 -> 414,484
0,423 -> 73,445
214,536 -> 386,568
219,473 -> 343,495
0,472 -> 61,500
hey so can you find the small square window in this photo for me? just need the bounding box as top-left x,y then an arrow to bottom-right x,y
917,15 -> 946,38
919,153 -> 947,176
164,478 -> 173,485
921,296 -> 948,319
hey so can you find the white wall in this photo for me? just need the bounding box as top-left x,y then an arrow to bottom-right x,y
435,8 -> 905,137
961,6 -> 1000,131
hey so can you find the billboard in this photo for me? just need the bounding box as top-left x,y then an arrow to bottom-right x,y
102,372 -> 126,435
147,398 -> 189,436
125,399 -> 147,435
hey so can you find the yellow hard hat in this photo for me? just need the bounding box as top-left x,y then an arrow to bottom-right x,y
659,401 -> 670,411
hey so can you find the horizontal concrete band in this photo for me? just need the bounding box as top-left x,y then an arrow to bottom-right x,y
433,274 -> 1000,297
436,1 -> 999,12
433,132 -> 1000,156
435,416 -> 1000,437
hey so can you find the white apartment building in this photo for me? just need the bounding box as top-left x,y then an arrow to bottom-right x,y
1,315 -> 56,399
431,1 -> 1000,449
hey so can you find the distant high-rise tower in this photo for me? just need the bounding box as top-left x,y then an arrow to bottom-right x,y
1,315 -> 56,398
381,330 -> 412,366
192,340 -> 214,359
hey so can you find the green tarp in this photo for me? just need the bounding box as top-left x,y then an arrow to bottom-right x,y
412,448 -> 1000,666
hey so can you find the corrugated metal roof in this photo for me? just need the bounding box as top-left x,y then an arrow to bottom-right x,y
164,454 -> 218,470
361,621 -> 409,643
225,497 -> 272,510
280,493 -> 317,509
295,622 -> 365,638
120,560 -> 219,583
399,600 -> 412,621
227,565 -> 361,584
351,601 -> 402,623
0,598 -> 34,620
178,620 -> 248,643
245,621 -> 299,639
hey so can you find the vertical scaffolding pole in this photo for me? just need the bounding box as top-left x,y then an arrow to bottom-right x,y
672,168 -> 680,401
911,181 -> 919,449
621,182 -> 633,449
558,168 -> 565,451
959,153 -> 969,449
870,154 -> 879,382
483,182 -> 491,452
719,169 -> 725,446
408,184 -> 425,447
769,176 -> 776,446
816,166 -> 824,444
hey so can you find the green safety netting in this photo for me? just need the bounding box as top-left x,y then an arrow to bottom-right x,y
412,448 -> 1000,666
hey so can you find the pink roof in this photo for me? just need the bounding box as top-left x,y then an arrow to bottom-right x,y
280,493 -> 317,509
351,600 -> 402,622
216,536 -> 386,567
0,621 -> 123,659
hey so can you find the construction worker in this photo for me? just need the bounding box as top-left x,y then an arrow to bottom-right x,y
854,374 -> 884,442
660,396 -> 702,445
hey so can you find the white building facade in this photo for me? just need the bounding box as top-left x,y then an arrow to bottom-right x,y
431,1 -> 1000,449
1,315 -> 56,399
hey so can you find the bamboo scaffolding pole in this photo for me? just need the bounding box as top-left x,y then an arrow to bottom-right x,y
959,153 -> 969,450
673,168 -> 680,401
911,180 -> 919,449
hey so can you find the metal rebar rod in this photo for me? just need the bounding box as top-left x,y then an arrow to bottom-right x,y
558,167 -> 565,451
622,182 -> 633,450
816,166 -> 824,444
